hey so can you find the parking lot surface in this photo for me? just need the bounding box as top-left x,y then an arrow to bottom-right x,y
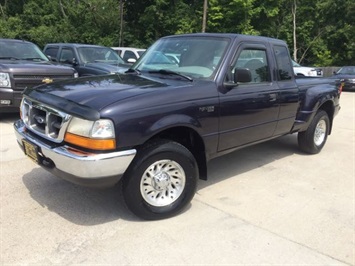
1,92 -> 354,265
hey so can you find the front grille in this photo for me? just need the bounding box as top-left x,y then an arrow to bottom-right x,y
14,74 -> 73,79
21,97 -> 72,143
13,74 -> 74,91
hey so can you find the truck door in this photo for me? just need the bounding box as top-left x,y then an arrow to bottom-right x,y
218,44 -> 280,151
58,47 -> 82,75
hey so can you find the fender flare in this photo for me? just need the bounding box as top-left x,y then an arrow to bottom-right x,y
144,114 -> 202,141
295,84 -> 338,132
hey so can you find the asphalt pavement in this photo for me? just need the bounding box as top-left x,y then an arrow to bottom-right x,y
1,92 -> 354,265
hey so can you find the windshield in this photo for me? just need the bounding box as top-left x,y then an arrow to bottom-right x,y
0,40 -> 49,61
78,47 -> 125,64
337,66 -> 355,75
134,36 -> 230,79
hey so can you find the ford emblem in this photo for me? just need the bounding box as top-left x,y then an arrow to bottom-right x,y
35,116 -> 46,124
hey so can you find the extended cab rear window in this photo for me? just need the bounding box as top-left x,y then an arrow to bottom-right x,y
273,45 -> 293,80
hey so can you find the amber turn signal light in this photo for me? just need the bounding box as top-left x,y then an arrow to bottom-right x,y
64,132 -> 116,150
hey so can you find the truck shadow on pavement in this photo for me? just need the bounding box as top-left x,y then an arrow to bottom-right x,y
200,134 -> 301,189
22,134 -> 301,224
0,113 -> 20,123
22,170 -> 137,224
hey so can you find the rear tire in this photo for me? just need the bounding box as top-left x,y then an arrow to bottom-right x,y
298,110 -> 330,154
122,139 -> 198,220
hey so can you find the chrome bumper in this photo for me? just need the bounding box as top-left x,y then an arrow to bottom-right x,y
14,119 -> 136,187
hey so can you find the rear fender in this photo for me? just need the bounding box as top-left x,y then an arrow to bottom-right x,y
293,84 -> 339,132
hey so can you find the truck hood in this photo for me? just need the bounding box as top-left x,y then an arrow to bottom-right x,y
83,62 -> 129,73
0,60 -> 75,74
24,74 -> 171,119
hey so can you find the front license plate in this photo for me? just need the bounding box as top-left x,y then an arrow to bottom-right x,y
22,139 -> 39,164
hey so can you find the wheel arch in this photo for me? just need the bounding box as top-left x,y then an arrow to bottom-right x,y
294,84 -> 338,133
318,100 -> 335,135
143,125 -> 208,181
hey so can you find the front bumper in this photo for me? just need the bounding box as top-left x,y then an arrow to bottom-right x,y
14,119 -> 136,187
343,82 -> 355,91
0,88 -> 23,113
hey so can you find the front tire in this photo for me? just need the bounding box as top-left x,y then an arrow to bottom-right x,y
122,139 -> 198,220
298,110 -> 330,154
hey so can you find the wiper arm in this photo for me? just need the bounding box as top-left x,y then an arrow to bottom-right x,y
149,69 -> 193,82
125,68 -> 141,75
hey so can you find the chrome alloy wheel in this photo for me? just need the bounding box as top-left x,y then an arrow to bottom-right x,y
140,160 -> 186,207
314,119 -> 327,146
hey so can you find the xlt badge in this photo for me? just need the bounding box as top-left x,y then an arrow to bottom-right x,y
199,106 -> 215,112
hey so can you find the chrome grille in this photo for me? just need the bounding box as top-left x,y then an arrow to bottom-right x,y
21,97 -> 72,143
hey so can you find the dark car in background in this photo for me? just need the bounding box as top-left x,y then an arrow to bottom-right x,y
43,43 -> 129,77
0,38 -> 78,113
331,66 -> 355,91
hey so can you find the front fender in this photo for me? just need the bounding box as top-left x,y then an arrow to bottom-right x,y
146,114 -> 202,140
114,111 -> 206,150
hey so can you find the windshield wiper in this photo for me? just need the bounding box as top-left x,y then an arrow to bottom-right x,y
0,56 -> 20,60
125,68 -> 141,75
148,69 -> 193,82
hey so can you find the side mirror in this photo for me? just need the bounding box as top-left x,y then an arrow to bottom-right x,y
71,58 -> 79,66
47,55 -> 57,62
224,68 -> 252,89
234,68 -> 252,83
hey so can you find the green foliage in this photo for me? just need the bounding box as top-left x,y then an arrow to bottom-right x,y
208,0 -> 260,34
0,0 -> 353,66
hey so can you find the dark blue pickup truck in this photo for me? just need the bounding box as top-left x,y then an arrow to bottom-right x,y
14,33 -> 342,220
43,43 -> 128,77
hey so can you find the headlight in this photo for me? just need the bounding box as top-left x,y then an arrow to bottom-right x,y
65,117 -> 116,150
0,73 -> 11,87
74,72 -> 79,78
347,79 -> 355,83
308,70 -> 316,76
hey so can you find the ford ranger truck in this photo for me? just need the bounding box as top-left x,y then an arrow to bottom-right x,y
14,33 -> 341,220
0,38 -> 78,113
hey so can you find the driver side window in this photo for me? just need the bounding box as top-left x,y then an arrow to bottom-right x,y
230,49 -> 270,83
59,48 -> 75,64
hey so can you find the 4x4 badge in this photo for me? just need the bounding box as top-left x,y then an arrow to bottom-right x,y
42,78 -> 53,84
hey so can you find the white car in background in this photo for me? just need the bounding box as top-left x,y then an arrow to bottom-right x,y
292,60 -> 323,77
111,47 -> 146,63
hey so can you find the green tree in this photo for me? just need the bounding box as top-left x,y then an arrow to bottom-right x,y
208,0 -> 260,34
0,0 -> 353,66
124,0 -> 202,47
